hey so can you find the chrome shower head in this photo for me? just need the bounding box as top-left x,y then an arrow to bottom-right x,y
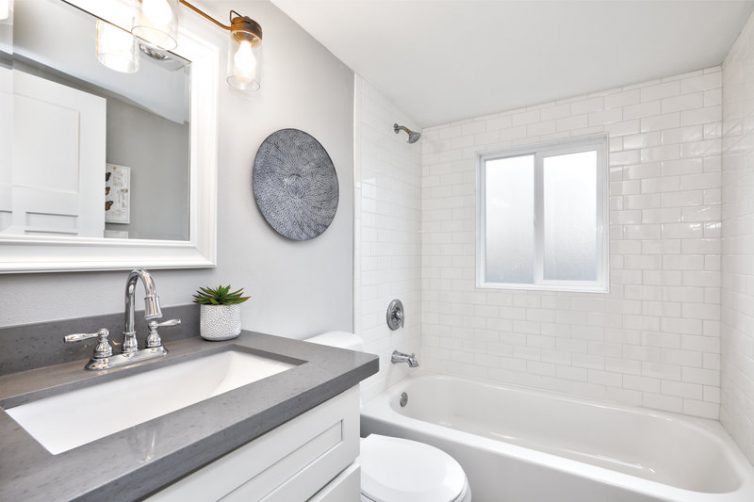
394,123 -> 421,144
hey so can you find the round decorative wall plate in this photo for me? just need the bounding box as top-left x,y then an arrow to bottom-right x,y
252,129 -> 339,241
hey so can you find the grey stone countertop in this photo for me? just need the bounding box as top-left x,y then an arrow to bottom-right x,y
0,331 -> 378,502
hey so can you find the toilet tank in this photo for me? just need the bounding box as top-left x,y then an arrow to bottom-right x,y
307,331 -> 364,351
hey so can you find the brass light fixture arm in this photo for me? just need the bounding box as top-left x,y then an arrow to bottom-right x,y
177,2 -> 262,43
179,0 -> 232,30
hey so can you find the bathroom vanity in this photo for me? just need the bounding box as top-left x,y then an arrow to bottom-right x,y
0,330 -> 378,501
0,9 -> 369,497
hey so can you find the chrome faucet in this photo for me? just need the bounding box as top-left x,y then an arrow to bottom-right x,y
391,350 -> 419,368
123,269 -> 162,354
64,269 -> 180,370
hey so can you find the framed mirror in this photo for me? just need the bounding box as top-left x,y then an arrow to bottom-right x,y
0,0 -> 218,272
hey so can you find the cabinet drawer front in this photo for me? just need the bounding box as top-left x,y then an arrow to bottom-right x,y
308,463 -> 360,502
227,421 -> 347,502
148,387 -> 360,502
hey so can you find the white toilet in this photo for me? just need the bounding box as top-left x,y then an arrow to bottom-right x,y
307,332 -> 472,502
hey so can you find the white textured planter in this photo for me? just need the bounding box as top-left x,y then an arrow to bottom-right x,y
200,304 -> 242,341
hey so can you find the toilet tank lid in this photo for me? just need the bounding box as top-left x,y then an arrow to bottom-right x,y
306,331 -> 364,351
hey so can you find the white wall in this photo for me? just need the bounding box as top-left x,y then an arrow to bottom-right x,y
422,68 -> 723,418
354,76 -> 422,400
721,11 -> 754,464
0,1 -> 355,339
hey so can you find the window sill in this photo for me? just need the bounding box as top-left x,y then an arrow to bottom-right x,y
476,282 -> 609,294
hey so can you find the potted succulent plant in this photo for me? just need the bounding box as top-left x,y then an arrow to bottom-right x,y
193,285 -> 250,341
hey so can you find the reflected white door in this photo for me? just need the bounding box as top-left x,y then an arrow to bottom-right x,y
0,68 -> 106,237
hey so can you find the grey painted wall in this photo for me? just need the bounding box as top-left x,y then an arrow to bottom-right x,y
0,1 -> 355,339
105,97 -> 190,241
12,58 -> 191,241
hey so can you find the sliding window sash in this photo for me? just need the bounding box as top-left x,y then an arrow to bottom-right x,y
477,135 -> 608,293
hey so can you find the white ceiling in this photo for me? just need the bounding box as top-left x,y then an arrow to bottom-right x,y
272,0 -> 754,127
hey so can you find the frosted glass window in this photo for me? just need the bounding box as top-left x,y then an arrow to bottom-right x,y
484,155 -> 534,283
478,138 -> 607,292
543,151 -> 598,281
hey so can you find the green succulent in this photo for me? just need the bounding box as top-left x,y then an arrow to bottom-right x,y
193,285 -> 250,306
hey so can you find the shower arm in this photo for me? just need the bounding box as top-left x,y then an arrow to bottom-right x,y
393,123 -> 421,143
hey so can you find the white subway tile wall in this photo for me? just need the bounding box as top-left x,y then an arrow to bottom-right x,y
721,12 -> 754,464
354,76 -> 422,400
421,68 -> 723,418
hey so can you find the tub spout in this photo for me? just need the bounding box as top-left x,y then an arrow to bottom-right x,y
391,350 -> 419,368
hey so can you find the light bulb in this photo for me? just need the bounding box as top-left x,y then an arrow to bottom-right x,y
97,20 -> 139,74
233,40 -> 256,83
132,0 -> 179,51
226,16 -> 262,93
142,0 -> 173,27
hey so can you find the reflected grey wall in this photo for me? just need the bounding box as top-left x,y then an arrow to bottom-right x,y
11,59 -> 191,240
106,99 -> 189,240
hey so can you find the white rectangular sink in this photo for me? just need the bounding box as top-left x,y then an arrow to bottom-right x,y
5,350 -> 296,455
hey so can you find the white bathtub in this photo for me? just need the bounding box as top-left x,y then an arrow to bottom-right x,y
360,375 -> 754,502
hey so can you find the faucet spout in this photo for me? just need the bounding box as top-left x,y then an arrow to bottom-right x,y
123,269 -> 162,353
391,350 -> 419,368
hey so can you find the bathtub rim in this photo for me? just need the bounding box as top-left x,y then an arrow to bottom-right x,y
360,373 -> 754,502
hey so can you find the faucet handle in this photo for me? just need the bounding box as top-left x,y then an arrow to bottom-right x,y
386,299 -> 405,330
146,319 -> 180,349
154,319 -> 181,328
64,329 -> 113,359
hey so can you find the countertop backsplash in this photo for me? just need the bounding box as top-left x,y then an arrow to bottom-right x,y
0,304 -> 199,376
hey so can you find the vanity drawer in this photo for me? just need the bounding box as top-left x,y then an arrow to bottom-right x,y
307,463 -> 360,502
147,386 -> 360,502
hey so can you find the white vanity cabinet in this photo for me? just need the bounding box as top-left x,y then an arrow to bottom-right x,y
147,387 -> 360,502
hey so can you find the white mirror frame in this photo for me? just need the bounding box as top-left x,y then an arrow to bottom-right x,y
0,12 -> 219,273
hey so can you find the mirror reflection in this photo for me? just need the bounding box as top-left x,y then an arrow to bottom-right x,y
0,0 -> 191,241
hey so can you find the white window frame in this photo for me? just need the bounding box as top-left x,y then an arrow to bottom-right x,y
476,135 -> 609,293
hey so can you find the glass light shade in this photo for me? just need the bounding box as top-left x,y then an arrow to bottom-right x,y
132,0 -> 179,51
227,23 -> 262,93
97,20 -> 139,74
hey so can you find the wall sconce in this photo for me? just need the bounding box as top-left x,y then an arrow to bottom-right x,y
132,0 -> 180,51
132,0 -> 263,93
96,20 -> 140,74
92,0 -> 263,92
227,12 -> 262,92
